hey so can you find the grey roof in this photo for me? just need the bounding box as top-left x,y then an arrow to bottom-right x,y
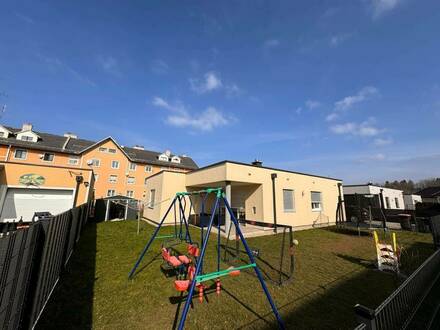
0,125 -> 198,170
417,187 -> 440,198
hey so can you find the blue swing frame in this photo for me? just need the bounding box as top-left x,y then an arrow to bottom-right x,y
128,188 -> 285,330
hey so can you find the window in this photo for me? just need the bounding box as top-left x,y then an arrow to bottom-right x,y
171,156 -> 181,163
109,175 -> 118,183
149,189 -> 156,208
111,160 -> 119,169
129,163 -> 137,171
144,177 -> 148,185
107,189 -> 116,197
283,189 -> 295,212
158,154 -> 169,161
385,197 -> 391,209
0,132 -> 4,137
108,148 -> 116,154
99,147 -> 108,152
395,198 -> 400,208
42,153 -> 54,162
145,165 -> 152,172
20,135 -> 33,141
126,190 -> 134,198
311,191 -> 322,211
94,174 -> 99,182
68,156 -> 79,165
89,159 -> 100,167
127,176 -> 135,184
14,149 -> 27,160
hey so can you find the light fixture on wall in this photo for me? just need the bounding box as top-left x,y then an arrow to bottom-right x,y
84,181 -> 89,187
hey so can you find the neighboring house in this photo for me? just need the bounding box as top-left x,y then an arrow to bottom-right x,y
403,194 -> 422,210
343,184 -> 405,210
0,123 -> 197,222
416,187 -> 440,204
144,160 -> 343,231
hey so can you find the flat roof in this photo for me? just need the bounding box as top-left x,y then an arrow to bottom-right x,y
189,160 -> 342,181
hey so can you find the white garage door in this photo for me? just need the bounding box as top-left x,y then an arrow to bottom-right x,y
0,188 -> 74,222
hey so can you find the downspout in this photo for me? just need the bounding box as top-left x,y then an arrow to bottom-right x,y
337,183 -> 344,224
271,173 -> 277,233
379,189 -> 387,229
73,175 -> 83,207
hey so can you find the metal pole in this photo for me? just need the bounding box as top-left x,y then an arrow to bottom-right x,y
271,173 -> 278,233
128,196 -> 177,279
177,195 -> 192,244
223,196 -> 285,329
177,195 -> 221,330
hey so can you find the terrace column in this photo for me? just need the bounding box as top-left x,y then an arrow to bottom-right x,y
225,181 -> 232,234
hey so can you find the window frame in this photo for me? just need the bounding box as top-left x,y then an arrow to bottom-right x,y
394,197 -> 400,208
126,190 -> 134,198
282,189 -> 295,212
109,175 -> 118,183
14,149 -> 28,160
127,176 -> 135,185
148,189 -> 156,209
42,152 -> 55,162
311,191 -> 323,212
385,196 -> 391,209
108,148 -> 116,154
145,165 -> 153,172
98,147 -> 108,153
111,160 -> 120,169
107,189 -> 116,197
68,156 -> 79,165
129,163 -> 137,171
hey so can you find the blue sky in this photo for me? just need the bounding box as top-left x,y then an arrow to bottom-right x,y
1,0 -> 439,183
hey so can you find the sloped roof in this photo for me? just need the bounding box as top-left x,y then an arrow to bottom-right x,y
0,125 -> 198,170
417,187 -> 440,198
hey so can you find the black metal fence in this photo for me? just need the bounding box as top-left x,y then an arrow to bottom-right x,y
0,201 -> 92,330
354,221 -> 440,330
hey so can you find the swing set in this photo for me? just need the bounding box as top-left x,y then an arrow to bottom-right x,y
128,187 -> 285,330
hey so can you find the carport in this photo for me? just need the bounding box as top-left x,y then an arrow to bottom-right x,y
94,195 -> 140,221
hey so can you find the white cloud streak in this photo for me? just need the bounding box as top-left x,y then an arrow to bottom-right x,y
371,0 -> 402,18
374,137 -> 393,146
150,59 -> 169,75
190,71 -> 223,94
263,39 -> 280,48
152,97 -> 233,131
305,99 -> 321,110
334,86 -> 378,111
330,119 -> 382,137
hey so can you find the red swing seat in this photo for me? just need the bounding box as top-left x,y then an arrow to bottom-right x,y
162,248 -> 191,267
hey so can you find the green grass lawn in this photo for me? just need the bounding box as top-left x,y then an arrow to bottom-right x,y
36,221 -> 434,330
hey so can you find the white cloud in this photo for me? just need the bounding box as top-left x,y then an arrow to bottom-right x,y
329,33 -> 352,47
371,0 -> 402,18
374,137 -> 393,146
263,39 -> 280,48
325,112 -> 339,121
98,56 -> 120,76
38,54 -> 96,87
14,12 -> 34,24
150,59 -> 169,75
330,120 -> 382,137
295,107 -> 303,115
334,86 -> 378,111
152,97 -> 233,131
305,100 -> 321,110
190,71 -> 223,94
225,83 -> 243,97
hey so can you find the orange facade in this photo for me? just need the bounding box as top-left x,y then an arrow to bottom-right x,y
0,139 -> 190,201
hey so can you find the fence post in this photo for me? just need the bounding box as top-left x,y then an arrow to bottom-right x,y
354,304 -> 376,330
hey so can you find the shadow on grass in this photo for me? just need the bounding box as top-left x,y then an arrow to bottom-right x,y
323,226 -> 372,237
35,222 -> 97,330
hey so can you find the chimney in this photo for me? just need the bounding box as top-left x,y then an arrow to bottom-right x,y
22,123 -> 33,131
252,159 -> 263,167
133,145 -> 144,150
64,132 -> 78,139
164,150 -> 171,157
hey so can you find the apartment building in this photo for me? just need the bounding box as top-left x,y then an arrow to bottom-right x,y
0,123 -> 198,221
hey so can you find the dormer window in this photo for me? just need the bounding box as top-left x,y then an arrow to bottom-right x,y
158,154 -> 169,162
171,156 -> 181,164
0,125 -> 12,138
16,130 -> 39,143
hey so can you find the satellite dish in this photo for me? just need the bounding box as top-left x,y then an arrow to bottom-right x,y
86,160 -> 93,166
